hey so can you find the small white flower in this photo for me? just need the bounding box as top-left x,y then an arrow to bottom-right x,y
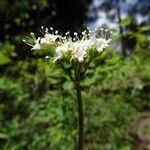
72,48 -> 87,62
54,41 -> 73,61
44,33 -> 59,42
71,41 -> 87,62
31,37 -> 41,50
40,33 -> 60,46
40,38 -> 48,45
88,37 -> 110,52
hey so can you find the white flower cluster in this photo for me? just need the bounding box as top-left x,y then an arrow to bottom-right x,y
24,27 -> 112,62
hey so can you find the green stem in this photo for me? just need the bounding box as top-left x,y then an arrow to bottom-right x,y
75,82 -> 83,150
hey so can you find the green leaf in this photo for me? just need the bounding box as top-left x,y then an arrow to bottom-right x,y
120,17 -> 131,26
106,56 -> 120,65
138,25 -> 150,32
136,34 -> 146,43
0,133 -> 9,139
63,81 -> 73,90
0,53 -> 11,65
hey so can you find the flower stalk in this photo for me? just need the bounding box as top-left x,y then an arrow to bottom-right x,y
75,81 -> 83,150
74,62 -> 83,150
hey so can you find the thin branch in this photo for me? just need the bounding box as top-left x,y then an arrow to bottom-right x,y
57,60 -> 74,82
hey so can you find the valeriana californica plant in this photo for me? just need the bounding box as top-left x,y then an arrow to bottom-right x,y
24,26 -> 112,150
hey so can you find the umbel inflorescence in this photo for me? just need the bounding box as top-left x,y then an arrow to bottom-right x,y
24,27 -> 112,62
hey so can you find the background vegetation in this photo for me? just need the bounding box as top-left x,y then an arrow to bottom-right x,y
0,0 -> 150,149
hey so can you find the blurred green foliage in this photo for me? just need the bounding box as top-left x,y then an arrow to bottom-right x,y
0,0 -> 150,149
